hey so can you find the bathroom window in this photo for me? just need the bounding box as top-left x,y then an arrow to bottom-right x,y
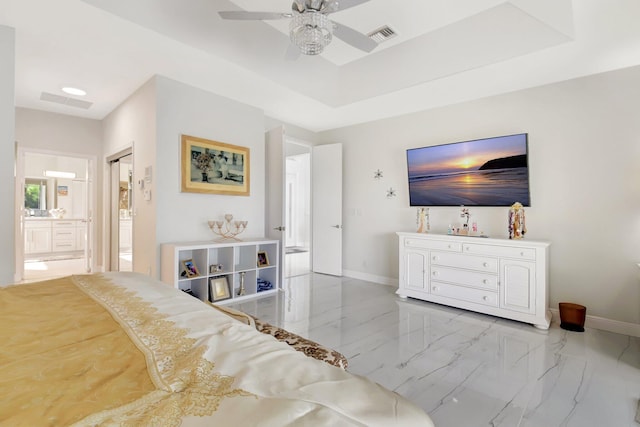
25,179 -> 47,210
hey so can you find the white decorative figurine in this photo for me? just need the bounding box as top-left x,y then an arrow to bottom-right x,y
416,207 -> 430,233
508,202 -> 526,239
459,207 -> 470,235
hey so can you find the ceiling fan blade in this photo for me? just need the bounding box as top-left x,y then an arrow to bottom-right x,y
218,11 -> 291,20
332,21 -> 377,52
334,0 -> 370,12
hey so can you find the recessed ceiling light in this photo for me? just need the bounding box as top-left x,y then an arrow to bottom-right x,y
61,87 -> 87,97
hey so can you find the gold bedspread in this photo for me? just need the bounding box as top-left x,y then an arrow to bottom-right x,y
0,276 -> 156,425
0,273 -> 433,427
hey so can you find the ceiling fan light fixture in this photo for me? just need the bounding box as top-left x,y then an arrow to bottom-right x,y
289,11 -> 332,55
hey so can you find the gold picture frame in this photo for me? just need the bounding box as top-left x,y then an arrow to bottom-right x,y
181,134 -> 250,196
257,251 -> 269,267
210,276 -> 231,301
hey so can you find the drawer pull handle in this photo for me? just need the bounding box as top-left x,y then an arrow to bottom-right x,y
432,286 -> 439,291
520,252 -> 525,256
447,245 -> 452,249
482,262 -> 488,267
432,256 -> 438,261
432,271 -> 439,276
482,279 -> 488,284
482,296 -> 489,301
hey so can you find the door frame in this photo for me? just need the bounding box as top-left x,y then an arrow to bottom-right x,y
14,145 -> 97,282
106,146 -> 133,272
265,127 -> 315,280
285,139 -> 312,250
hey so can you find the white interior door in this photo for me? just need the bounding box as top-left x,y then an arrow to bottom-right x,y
312,143 -> 343,276
265,126 -> 286,283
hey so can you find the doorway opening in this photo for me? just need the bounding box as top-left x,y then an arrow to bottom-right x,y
108,150 -> 133,272
19,150 -> 93,282
284,142 -> 311,277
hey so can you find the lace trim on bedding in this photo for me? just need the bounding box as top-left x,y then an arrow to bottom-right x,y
71,274 -> 253,426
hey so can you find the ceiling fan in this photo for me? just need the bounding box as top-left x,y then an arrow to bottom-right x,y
219,0 -> 377,56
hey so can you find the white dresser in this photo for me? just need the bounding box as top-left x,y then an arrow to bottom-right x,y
397,232 -> 551,329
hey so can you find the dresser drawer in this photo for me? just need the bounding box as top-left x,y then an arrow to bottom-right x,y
430,266 -> 498,291
462,243 -> 536,260
52,221 -> 78,229
431,281 -> 498,307
404,238 -> 461,252
53,228 -> 77,240
25,220 -> 51,229
52,240 -> 77,252
431,251 -> 497,273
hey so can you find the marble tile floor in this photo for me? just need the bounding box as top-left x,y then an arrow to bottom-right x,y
228,273 -> 640,427
23,257 -> 87,282
22,252 -> 132,282
284,251 -> 310,278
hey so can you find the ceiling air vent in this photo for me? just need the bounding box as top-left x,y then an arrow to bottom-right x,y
40,92 -> 93,109
367,25 -> 397,44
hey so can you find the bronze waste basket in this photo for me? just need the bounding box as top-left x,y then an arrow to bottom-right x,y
559,302 -> 586,332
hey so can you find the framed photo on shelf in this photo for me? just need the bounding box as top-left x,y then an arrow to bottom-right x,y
209,264 -> 224,274
210,276 -> 231,301
181,134 -> 250,196
181,259 -> 200,278
257,251 -> 269,267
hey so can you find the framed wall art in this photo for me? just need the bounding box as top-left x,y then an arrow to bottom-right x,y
181,134 -> 250,196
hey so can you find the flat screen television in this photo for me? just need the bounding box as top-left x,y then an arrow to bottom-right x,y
406,133 -> 530,206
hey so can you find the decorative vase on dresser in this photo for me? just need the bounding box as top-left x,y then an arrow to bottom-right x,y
397,232 -> 551,329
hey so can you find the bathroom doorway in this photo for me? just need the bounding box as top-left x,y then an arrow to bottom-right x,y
17,149 -> 94,282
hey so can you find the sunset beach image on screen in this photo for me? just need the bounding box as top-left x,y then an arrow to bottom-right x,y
406,133 -> 530,206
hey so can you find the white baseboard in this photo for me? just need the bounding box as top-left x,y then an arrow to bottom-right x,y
550,308 -> 640,337
342,269 -> 398,287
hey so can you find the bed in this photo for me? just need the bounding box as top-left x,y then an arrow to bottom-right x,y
0,272 -> 433,426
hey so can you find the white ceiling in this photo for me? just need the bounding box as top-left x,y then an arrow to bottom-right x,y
2,0 -> 640,132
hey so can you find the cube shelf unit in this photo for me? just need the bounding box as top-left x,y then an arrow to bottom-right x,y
160,239 -> 279,304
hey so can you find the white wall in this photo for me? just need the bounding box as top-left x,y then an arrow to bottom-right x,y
319,65 -> 640,326
24,153 -> 87,178
0,26 -> 15,285
98,76 -> 267,278
155,76 -> 266,248
102,78 -> 157,276
16,108 -> 102,156
265,117 -> 320,144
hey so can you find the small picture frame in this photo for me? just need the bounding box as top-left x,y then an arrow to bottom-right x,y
181,259 -> 200,278
209,264 -> 224,274
257,251 -> 269,267
210,276 -> 231,301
